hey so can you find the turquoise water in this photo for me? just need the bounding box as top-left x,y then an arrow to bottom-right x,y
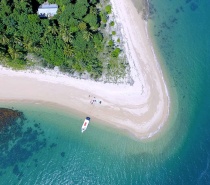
148,0 -> 210,184
0,102 -> 177,184
1,0 -> 210,184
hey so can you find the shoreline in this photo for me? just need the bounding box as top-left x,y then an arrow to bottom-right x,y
145,21 -> 171,138
0,0 -> 170,139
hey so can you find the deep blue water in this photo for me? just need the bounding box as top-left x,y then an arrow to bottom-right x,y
0,0 -> 210,184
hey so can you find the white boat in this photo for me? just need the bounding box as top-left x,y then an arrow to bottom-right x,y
81,117 -> 90,133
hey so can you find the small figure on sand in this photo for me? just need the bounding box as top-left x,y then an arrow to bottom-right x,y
89,95 -> 102,105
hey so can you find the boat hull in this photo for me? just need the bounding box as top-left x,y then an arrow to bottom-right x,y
81,117 -> 90,133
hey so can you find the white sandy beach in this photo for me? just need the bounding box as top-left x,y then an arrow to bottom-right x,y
0,0 -> 169,139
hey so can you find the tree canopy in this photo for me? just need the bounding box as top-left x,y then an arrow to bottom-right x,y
0,0 -> 123,79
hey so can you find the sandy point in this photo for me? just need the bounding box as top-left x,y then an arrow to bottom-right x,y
0,0 -> 169,139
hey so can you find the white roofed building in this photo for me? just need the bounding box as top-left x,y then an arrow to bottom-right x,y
38,2 -> 58,18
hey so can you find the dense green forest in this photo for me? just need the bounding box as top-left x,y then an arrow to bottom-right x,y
0,0 -> 127,80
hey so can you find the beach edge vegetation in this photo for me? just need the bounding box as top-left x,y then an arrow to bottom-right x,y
0,0 -> 127,80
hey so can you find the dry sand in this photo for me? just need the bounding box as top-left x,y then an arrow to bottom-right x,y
0,0 -> 169,139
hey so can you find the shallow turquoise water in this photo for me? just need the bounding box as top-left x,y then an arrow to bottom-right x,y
0,0 -> 210,184
0,102 -> 176,184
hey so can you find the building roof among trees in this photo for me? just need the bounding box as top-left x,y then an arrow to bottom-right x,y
38,2 -> 58,18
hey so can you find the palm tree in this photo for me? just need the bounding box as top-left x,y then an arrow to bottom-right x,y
45,26 -> 58,36
78,22 -> 87,31
90,25 -> 99,32
8,47 -> 21,60
41,35 -> 50,45
23,41 -> 33,52
33,46 -> 41,53
64,45 -> 74,57
90,7 -> 97,15
83,31 -> 93,41
59,26 -> 73,43
0,45 -> 6,58
1,0 -> 11,15
0,34 -> 9,45
13,36 -> 23,46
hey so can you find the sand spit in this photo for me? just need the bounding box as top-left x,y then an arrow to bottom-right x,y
0,0 -> 169,139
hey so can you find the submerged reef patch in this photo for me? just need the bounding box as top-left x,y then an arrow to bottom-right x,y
0,108 -> 46,179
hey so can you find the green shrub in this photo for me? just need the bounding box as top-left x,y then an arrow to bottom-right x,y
70,26 -> 79,33
112,31 -> 116,35
105,5 -> 112,14
111,48 -> 121,58
117,38 -> 120,43
84,13 -> 99,30
109,21 -> 114,26
7,59 -> 27,70
108,40 -> 114,46
100,12 -> 107,24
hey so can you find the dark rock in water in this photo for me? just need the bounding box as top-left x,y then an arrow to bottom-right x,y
186,0 -> 192,4
34,123 -> 39,128
180,6 -> 184,12
61,152 -> 65,157
33,159 -> 38,163
13,164 -> 20,175
0,108 -> 47,176
12,164 -> 23,178
176,8 -> 180,13
190,3 -> 198,11
170,17 -> 178,24
0,108 -> 24,130
50,143 -> 57,148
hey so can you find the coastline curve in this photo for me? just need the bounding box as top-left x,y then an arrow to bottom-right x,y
0,0 -> 170,140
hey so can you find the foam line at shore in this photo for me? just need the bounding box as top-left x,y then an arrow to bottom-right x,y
144,20 -> 171,139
